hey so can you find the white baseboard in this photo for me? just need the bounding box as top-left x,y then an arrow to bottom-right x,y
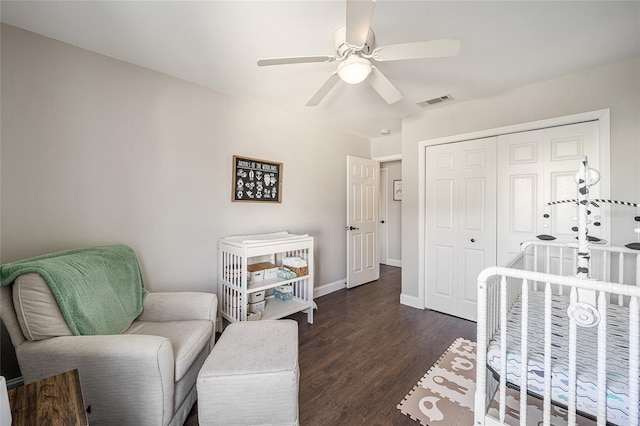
314,279 -> 346,298
382,259 -> 402,268
400,293 -> 424,309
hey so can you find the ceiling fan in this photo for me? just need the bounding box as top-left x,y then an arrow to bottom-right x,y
257,0 -> 461,106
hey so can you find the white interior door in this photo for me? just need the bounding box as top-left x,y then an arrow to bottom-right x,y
347,155 -> 380,288
425,138 -> 497,321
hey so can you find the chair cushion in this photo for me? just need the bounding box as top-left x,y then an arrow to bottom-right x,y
12,273 -> 72,341
125,319 -> 213,381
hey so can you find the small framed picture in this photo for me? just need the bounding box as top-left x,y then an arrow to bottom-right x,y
393,180 -> 402,201
232,155 -> 283,203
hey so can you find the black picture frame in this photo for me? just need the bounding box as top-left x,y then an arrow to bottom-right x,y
232,155 -> 283,203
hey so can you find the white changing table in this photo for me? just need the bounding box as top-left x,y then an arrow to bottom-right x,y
218,231 -> 314,324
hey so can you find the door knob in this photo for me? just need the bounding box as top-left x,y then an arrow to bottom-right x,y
380,220 -> 385,224
470,238 -> 476,243
346,226 -> 360,231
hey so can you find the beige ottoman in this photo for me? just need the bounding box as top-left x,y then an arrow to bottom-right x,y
197,319 -> 299,426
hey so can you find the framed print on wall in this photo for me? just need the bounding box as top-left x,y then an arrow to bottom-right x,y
393,180 -> 402,201
232,155 -> 283,203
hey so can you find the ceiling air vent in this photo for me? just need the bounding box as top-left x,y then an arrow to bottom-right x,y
417,94 -> 454,108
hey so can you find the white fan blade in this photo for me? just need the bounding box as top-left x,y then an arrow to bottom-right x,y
346,0 -> 376,48
372,39 -> 461,62
306,72 -> 341,106
367,67 -> 402,104
257,56 -> 336,66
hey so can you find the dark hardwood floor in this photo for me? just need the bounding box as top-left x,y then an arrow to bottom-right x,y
185,264 -> 476,425
289,264 -> 476,425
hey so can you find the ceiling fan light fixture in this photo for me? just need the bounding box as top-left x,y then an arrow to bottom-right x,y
337,56 -> 371,84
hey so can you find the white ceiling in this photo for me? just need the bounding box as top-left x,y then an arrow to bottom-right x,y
2,1 -> 639,140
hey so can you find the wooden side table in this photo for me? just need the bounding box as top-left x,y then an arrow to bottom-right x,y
8,369 -> 89,425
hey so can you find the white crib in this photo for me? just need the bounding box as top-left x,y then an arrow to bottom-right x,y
475,240 -> 640,426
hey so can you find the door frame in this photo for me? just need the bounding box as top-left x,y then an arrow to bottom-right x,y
379,168 -> 389,265
374,154 -> 403,268
417,109 -> 611,310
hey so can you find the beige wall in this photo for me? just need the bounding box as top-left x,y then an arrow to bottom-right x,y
401,59 -> 640,302
0,24 -> 370,293
371,134 -> 401,159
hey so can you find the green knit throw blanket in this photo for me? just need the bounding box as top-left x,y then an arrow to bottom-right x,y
0,245 -> 147,335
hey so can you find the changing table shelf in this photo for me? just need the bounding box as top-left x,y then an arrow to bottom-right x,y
218,231 -> 314,324
248,274 -> 311,293
260,296 -> 310,320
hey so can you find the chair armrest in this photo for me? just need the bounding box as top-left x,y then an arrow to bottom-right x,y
16,335 -> 174,425
138,292 -> 217,323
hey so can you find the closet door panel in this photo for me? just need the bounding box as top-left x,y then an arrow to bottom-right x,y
434,245 -> 455,299
510,174 -> 538,233
497,131 -> 544,265
497,120 -> 601,264
435,179 -> 455,229
426,137 -> 496,321
550,171 -> 579,239
543,121 -> 603,242
462,178 -> 487,232
459,247 -> 484,320
426,144 -> 459,317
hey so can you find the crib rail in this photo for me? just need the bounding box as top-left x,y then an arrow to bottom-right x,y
475,241 -> 640,426
521,240 -> 640,292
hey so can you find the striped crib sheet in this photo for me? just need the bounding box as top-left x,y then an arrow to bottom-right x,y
487,291 -> 638,425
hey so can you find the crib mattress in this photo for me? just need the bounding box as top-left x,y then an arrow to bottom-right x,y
487,291 -> 637,425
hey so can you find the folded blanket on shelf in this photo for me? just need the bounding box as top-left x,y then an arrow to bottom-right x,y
283,257 -> 307,268
277,267 -> 297,280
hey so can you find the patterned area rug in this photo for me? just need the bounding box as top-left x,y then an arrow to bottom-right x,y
397,338 -> 591,425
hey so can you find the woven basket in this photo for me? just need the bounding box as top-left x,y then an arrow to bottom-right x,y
247,311 -> 262,321
286,265 -> 308,277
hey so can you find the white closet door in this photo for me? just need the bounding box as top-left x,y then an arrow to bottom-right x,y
426,137 -> 497,321
496,130 -> 544,266
544,121 -> 602,242
496,121 -> 602,266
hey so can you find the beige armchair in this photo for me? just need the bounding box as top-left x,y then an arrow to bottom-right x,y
0,247 -> 216,426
